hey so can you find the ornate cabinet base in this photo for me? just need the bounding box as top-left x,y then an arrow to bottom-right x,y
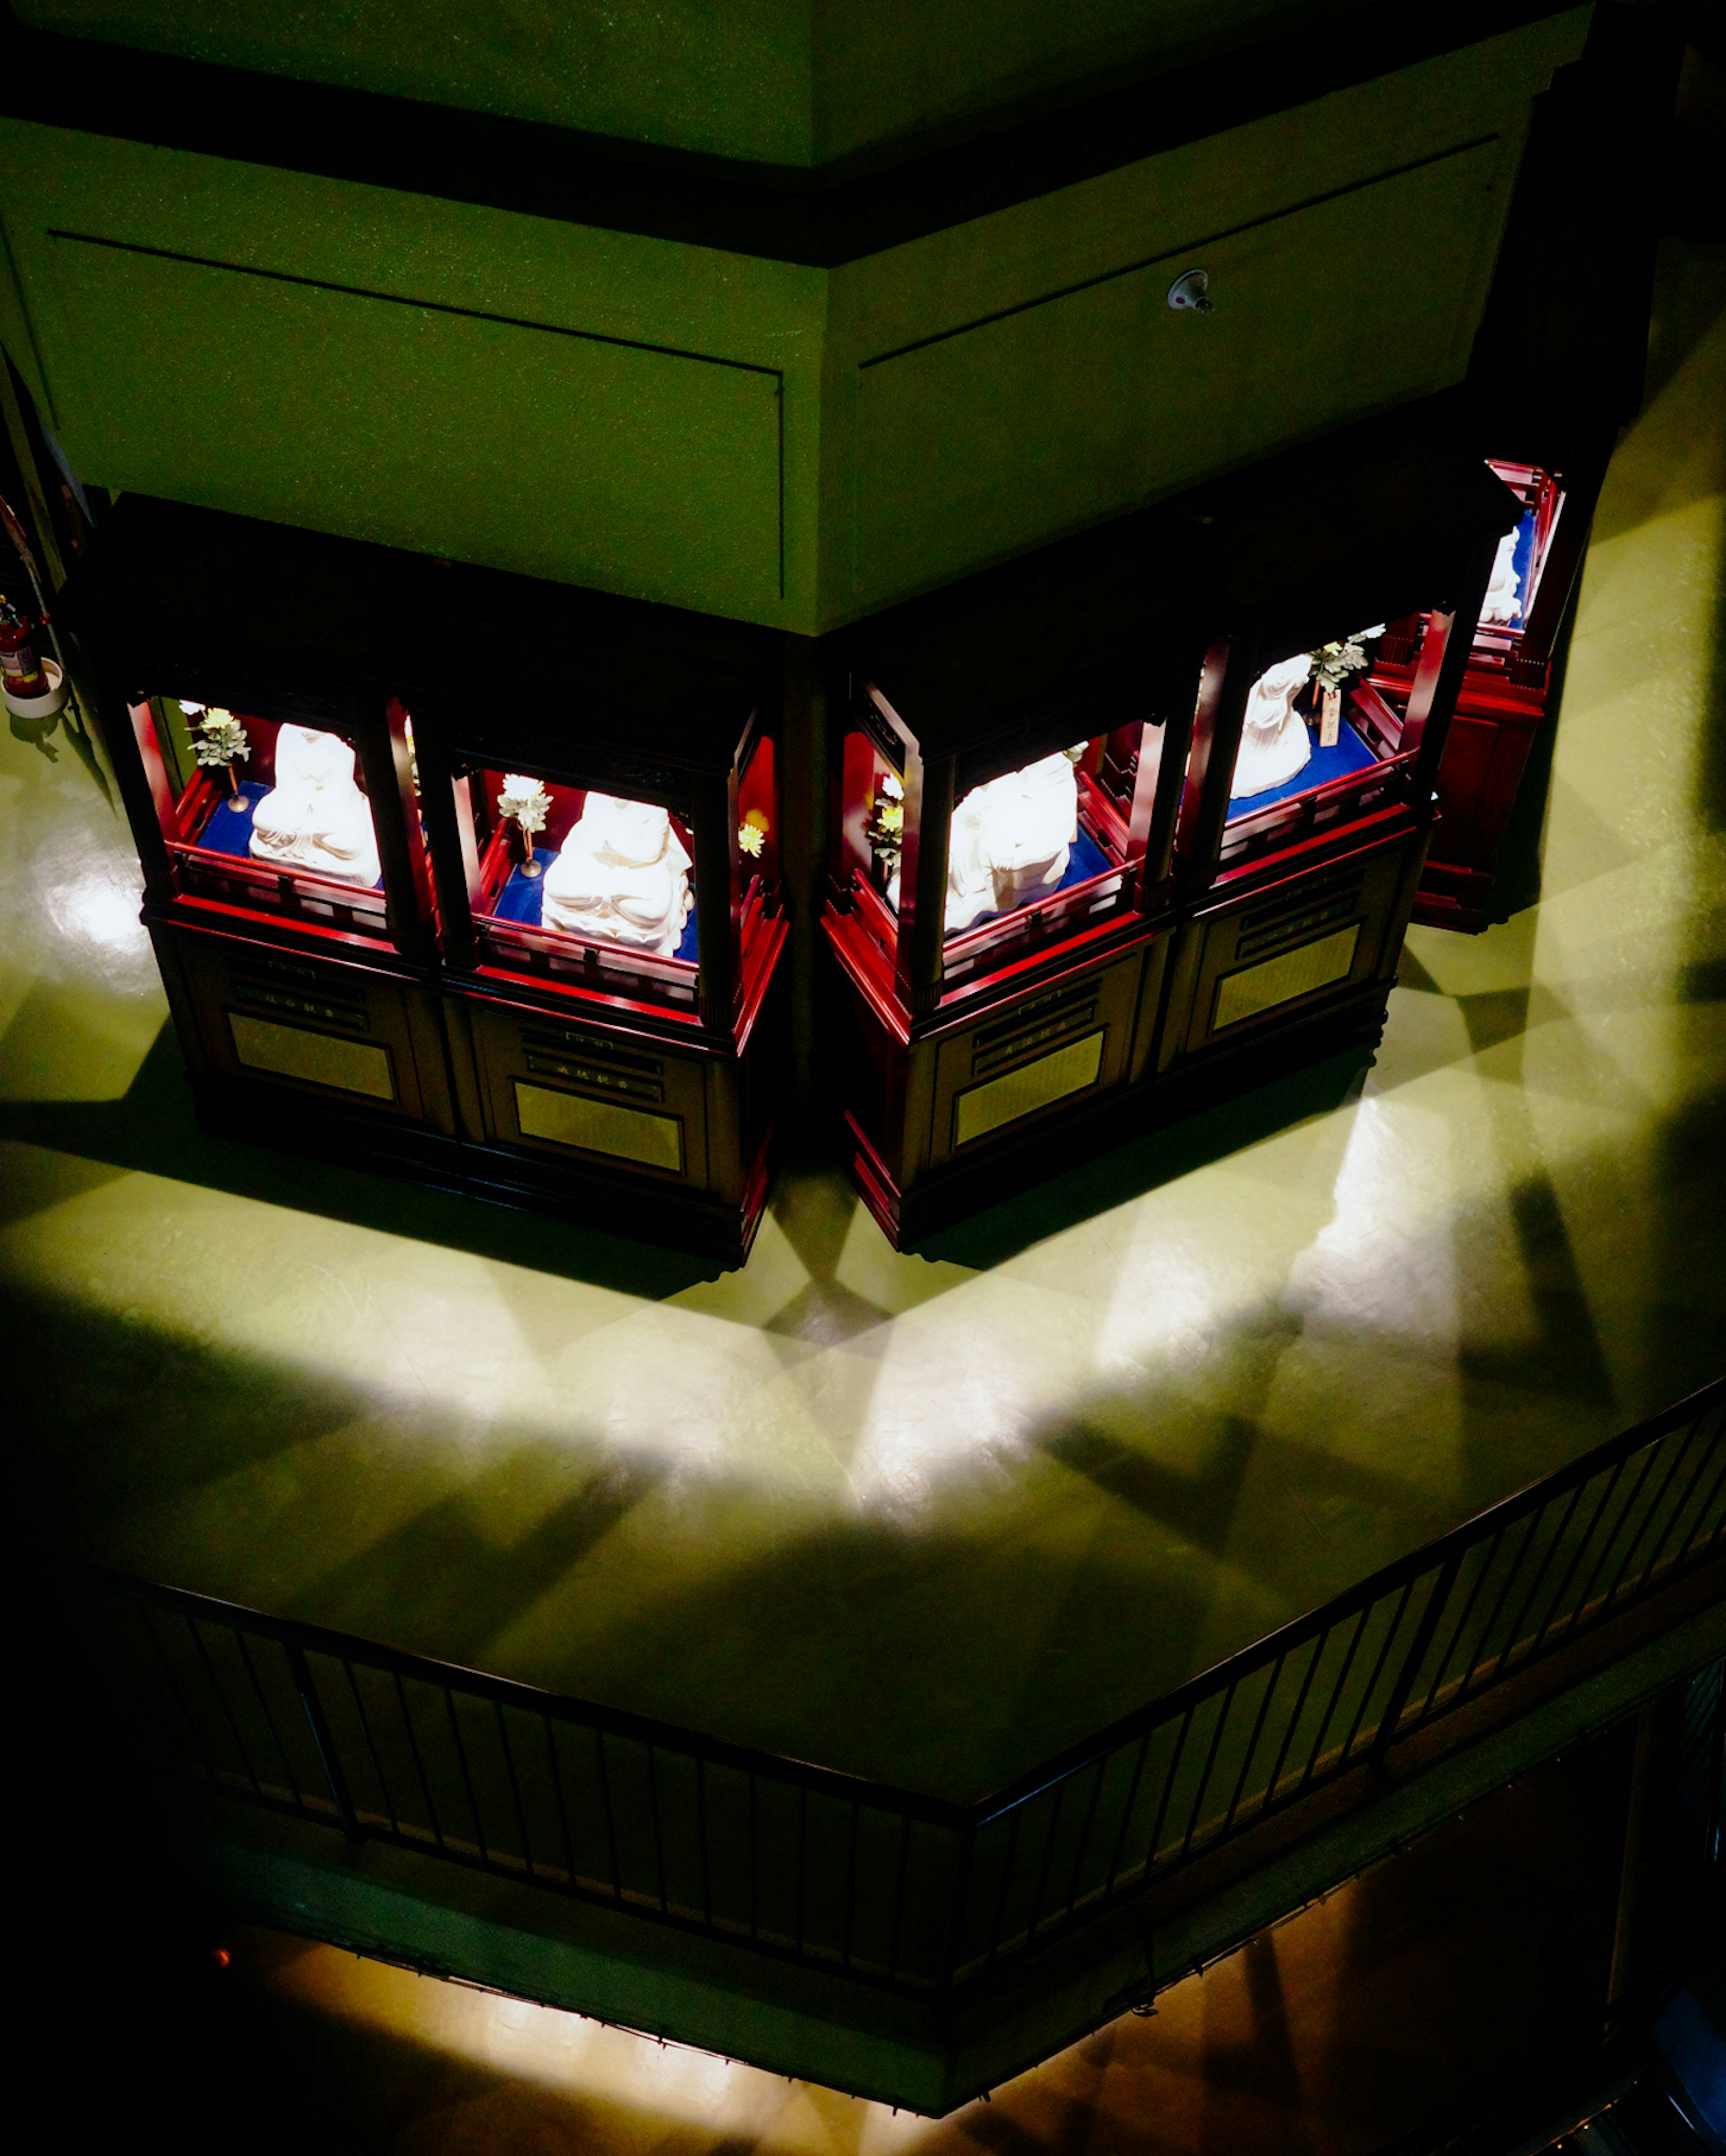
151,917 -> 463,1185
826,917 -> 1170,1248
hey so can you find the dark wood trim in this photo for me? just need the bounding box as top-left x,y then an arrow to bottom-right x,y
0,1 -> 1582,270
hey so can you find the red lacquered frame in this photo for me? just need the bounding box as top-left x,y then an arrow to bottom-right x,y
1407,450 -> 1605,930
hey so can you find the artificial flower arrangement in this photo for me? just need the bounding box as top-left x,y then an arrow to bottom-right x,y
186,703 -> 251,806
1304,626 -> 1384,744
738,811 -> 768,859
863,769 -> 904,884
497,772 -> 552,878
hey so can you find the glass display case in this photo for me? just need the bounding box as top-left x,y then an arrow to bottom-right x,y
1404,450 -> 1603,929
405,579 -> 787,1261
71,495 -> 787,1259
125,693 -> 421,950
824,517 -> 1213,1245
1155,418 -> 1522,1087
68,497 -> 454,1168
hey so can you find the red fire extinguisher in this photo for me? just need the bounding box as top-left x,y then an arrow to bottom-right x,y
0,593 -> 52,701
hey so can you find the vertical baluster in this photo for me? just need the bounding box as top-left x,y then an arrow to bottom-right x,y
1105,1726 -> 1156,1892
1533,1460 -> 1630,1650
1062,1754 -> 1112,1925
1144,1707 -> 1195,1875
1562,1440 -> 1668,1638
793,1782 -> 808,1954
1459,1516 -> 1541,1692
594,1727 -> 622,1899
1297,1606 -> 1370,1794
886,1811 -> 912,1983
1177,1686 -> 1239,1860
236,1633 -> 299,1793
645,1745 -> 667,1913
443,1687 -> 487,1862
1260,1633 -> 1324,1820
1371,1558 -> 1461,1760
286,1641 -> 360,1840
1024,1778 -> 1069,1946
493,1699 -> 534,1877
841,1799 -> 861,1968
345,1659 -> 397,1835
1668,1436 -> 1726,1568
544,1715 -> 575,1887
1340,1584 -> 1414,1763
1223,1656 -> 1285,1832
984,1805 -> 1024,1967
134,1601 -> 218,1787
394,1670 -> 445,1849
1619,1428 -> 1721,1599
747,1771 -> 759,1942
185,1615 -> 263,1800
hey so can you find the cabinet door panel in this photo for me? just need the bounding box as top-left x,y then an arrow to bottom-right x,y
467,1000 -> 709,1187
176,935 -> 438,1119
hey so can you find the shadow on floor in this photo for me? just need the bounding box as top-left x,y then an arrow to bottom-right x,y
0,1001 -> 1398,1302
0,1023 -> 719,1300
916,1047 -> 1374,1273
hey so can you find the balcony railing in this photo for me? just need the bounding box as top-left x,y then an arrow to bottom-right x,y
71,1378 -> 1724,1997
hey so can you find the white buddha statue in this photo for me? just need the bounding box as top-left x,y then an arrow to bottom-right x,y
890,750 -> 1080,932
1480,526 -> 1524,627
541,791 -> 693,958
249,724 -> 382,886
1231,653 -> 1314,799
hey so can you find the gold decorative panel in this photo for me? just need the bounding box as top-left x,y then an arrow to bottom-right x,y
1214,923 -> 1361,1032
228,1011 -> 395,1100
953,1030 -> 1104,1150
514,1081 -> 683,1173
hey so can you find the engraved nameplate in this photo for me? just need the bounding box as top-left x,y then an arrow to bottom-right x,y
228,1011 -> 395,1100
1214,923 -> 1361,1032
514,1080 -> 683,1173
953,1029 -> 1104,1150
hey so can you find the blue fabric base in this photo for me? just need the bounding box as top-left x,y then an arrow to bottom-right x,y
192,776 -> 384,889
492,848 -> 699,964
943,826 -> 1111,940
1228,722 -> 1378,815
193,778 -> 270,855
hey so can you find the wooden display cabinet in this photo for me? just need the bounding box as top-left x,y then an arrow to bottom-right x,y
1156,421 -> 1523,1100
823,519 -> 1214,1246
407,583 -> 787,1264
1407,445 -> 1606,930
72,497 -> 789,1259
67,496 -> 454,1181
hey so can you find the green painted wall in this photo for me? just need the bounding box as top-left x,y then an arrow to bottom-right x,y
19,0 -> 1400,169
0,128 -> 824,622
0,9 -> 1588,634
822,13 -> 1588,616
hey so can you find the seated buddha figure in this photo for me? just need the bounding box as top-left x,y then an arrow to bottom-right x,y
1230,652 -> 1314,800
1480,525 -> 1524,627
893,749 -> 1080,932
249,723 -> 382,886
541,791 -> 693,958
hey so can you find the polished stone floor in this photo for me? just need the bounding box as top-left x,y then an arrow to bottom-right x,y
4,242 -> 1723,1803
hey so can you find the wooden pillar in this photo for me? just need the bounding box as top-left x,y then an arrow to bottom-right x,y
779,634 -> 828,1127
895,744 -> 951,1017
